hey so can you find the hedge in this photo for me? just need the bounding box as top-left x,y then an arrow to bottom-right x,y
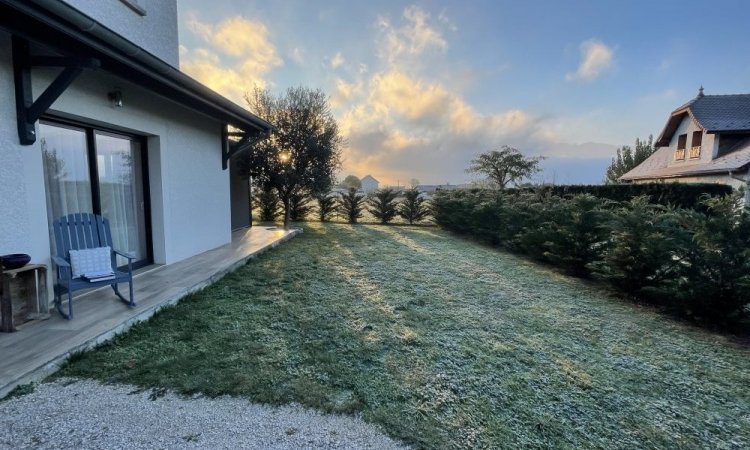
432,187 -> 750,326
504,182 -> 733,209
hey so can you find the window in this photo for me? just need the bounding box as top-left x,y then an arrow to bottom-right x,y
691,131 -> 702,147
677,134 -> 687,150
40,120 -> 152,269
675,134 -> 687,160
689,131 -> 702,158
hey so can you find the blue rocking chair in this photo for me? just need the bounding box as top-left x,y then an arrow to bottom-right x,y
52,213 -> 135,319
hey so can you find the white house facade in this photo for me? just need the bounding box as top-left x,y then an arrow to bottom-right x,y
0,1 -> 272,300
361,175 -> 379,193
621,89 -> 750,193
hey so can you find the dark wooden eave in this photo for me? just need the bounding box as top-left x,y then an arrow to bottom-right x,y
12,36 -> 101,144
0,0 -> 273,168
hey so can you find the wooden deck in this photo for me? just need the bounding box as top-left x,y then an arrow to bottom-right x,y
0,226 -> 300,397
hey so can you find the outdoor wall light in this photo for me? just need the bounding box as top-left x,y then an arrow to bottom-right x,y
108,90 -> 123,108
278,150 -> 291,163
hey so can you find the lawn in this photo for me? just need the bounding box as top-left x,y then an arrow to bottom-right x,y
57,223 -> 750,449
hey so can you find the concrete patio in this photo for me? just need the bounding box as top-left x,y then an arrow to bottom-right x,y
0,226 -> 300,397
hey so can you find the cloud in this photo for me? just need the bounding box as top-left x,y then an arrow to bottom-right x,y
334,68 -> 553,184
180,13 -> 282,105
566,39 -> 614,82
437,9 -> 458,31
330,78 -> 363,108
330,52 -> 345,69
289,47 -> 305,65
657,59 -> 672,72
377,6 -> 447,64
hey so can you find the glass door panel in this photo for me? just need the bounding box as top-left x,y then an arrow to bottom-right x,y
40,122 -> 93,238
95,132 -> 148,267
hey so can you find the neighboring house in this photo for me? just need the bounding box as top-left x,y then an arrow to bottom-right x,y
621,88 -> 750,194
361,175 -> 379,193
0,1 -> 272,301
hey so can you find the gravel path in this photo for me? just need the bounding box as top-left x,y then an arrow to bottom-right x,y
0,379 -> 406,449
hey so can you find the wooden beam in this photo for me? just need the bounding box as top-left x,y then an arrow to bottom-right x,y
28,55 -> 100,69
221,124 -> 230,170
27,66 -> 83,123
12,36 -> 100,145
12,36 -> 34,145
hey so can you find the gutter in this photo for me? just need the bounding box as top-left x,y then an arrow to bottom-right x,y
1,0 -> 273,133
728,169 -> 749,183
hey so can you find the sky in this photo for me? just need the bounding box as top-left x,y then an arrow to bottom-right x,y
176,0 -> 750,186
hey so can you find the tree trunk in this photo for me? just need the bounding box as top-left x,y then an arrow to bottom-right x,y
283,196 -> 291,229
247,176 -> 253,227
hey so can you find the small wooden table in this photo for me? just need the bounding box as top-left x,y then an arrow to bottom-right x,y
1,264 -> 48,332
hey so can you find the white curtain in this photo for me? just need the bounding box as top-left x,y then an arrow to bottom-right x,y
95,134 -> 143,266
41,124 -> 146,267
40,123 -> 93,257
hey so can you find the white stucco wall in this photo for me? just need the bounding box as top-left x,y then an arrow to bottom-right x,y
0,29 -> 232,280
361,177 -> 379,193
0,34 -> 51,269
60,0 -> 179,67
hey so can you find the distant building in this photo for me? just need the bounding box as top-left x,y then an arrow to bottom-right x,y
361,175 -> 380,193
621,88 -> 750,195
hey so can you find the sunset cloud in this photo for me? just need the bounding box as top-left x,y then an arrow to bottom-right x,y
334,67 -> 549,185
377,6 -> 447,64
330,51 -> 345,69
180,13 -> 282,104
566,39 -> 614,82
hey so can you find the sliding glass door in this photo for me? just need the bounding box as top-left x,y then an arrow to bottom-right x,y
40,120 -> 151,269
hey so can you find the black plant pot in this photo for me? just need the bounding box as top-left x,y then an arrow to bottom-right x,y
0,254 -> 31,270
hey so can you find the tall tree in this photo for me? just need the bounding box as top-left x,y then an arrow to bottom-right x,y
315,193 -> 337,222
289,191 -> 314,222
253,180 -> 281,222
339,187 -> 365,224
243,86 -> 343,228
605,135 -> 655,183
466,145 -> 544,189
398,187 -> 430,224
341,175 -> 362,191
367,188 -> 399,224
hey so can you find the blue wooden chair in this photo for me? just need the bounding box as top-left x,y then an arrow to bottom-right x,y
52,213 -> 135,319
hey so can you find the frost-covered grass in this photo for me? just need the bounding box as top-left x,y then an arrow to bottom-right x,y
57,223 -> 750,449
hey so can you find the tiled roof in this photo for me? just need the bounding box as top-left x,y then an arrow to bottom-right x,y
655,93 -> 750,147
621,137 -> 750,180
690,94 -> 750,131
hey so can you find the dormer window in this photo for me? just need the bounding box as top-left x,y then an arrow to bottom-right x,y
689,131 -> 702,158
675,134 -> 687,160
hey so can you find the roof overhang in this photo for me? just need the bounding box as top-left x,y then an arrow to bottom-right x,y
0,0 -> 273,167
621,165 -> 750,181
654,108 -> 703,147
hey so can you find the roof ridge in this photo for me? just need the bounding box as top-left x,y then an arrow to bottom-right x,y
698,93 -> 750,97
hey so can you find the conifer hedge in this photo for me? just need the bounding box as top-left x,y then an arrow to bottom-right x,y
432,186 -> 750,325
507,183 -> 733,208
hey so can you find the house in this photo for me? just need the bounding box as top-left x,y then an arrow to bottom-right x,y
621,88 -> 750,194
0,1 -> 272,301
361,175 -> 379,193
